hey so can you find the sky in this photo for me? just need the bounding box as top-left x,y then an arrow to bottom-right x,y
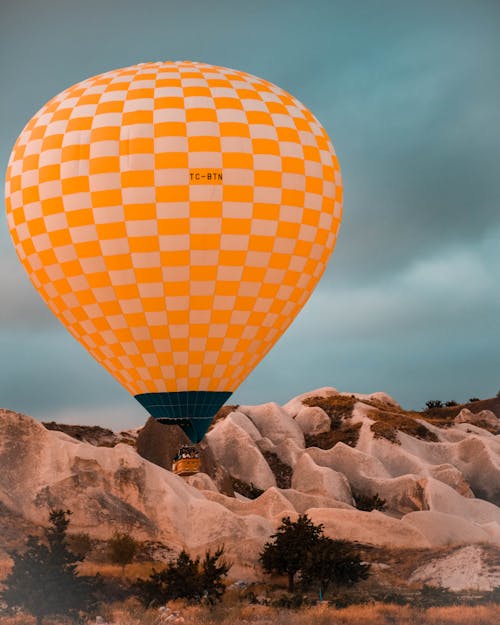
0,0 -> 499,428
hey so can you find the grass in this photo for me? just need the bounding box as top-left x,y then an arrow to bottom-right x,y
2,602 -> 497,625
368,410 -> 439,445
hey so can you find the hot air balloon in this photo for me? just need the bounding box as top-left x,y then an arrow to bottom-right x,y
5,61 -> 342,462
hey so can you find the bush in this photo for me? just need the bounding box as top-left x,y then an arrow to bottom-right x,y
425,400 -> 443,410
108,532 -> 138,573
1,509 -> 99,625
469,397 -> 480,403
67,532 -> 93,559
260,515 -> 324,592
135,546 -> 230,606
445,400 -> 458,407
300,537 -> 370,600
353,492 -> 386,511
260,514 -> 370,598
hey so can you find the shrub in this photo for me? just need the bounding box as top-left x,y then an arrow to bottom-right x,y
67,532 -> 93,559
135,546 -> 230,606
469,397 -> 480,403
425,400 -> 443,410
353,492 -> 386,512
1,509 -> 99,625
445,400 -> 458,407
231,478 -> 264,500
108,532 -> 138,573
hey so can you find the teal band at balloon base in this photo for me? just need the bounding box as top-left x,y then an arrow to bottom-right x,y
134,390 -> 232,443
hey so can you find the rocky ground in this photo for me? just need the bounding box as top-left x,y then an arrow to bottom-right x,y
0,387 -> 499,590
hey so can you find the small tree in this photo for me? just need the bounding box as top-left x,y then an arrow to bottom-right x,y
300,537 -> 370,600
260,514 -> 324,592
1,509 -> 97,625
136,547 -> 230,606
108,531 -> 138,574
200,546 -> 231,605
425,400 -> 443,410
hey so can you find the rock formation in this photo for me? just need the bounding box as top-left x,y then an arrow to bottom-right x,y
1,388 -> 499,587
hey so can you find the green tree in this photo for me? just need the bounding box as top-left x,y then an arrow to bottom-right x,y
300,537 -> 370,599
200,546 -> 231,605
135,547 -> 230,606
108,531 -> 138,574
260,514 -> 324,592
1,509 -> 97,625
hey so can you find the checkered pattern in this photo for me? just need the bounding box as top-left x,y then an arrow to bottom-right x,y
5,61 -> 343,396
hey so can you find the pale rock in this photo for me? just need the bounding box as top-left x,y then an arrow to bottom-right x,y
307,444 -> 430,515
0,410 -> 271,554
272,439 -> 304,467
291,454 -> 352,504
295,406 -> 331,436
205,418 -> 276,490
308,508 -> 430,548
409,545 -> 500,591
185,472 -> 218,492
428,464 -> 473,497
226,411 -> 262,441
307,442 -> 391,480
277,488 -> 353,514
239,402 -> 304,448
455,408 -> 499,430
282,387 -> 339,417
423,478 -> 500,525
402,511 -> 493,546
202,487 -> 295,520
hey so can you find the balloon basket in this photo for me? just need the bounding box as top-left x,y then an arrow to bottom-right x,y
172,446 -> 200,476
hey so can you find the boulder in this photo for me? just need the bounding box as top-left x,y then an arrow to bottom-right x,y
205,417 -> 276,490
454,408 -> 499,431
295,406 -> 331,436
239,402 -> 305,448
291,454 -> 352,504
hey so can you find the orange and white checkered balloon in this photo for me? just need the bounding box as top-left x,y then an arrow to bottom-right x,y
5,61 -> 342,440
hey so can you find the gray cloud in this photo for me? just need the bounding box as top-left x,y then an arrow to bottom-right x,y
1,0 -> 499,427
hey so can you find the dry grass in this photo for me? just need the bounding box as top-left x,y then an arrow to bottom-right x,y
368,410 -> 439,444
77,560 -> 158,579
0,602 -> 499,625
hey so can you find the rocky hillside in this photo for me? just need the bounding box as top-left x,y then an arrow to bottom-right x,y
1,387 -> 499,586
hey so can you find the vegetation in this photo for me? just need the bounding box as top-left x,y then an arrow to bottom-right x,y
135,546 -> 230,606
108,532 -> 138,574
444,400 -> 458,407
262,451 -> 293,488
370,411 -> 438,444
302,395 -> 356,428
353,492 -> 387,512
1,509 -> 98,625
468,397 -> 480,403
67,532 -> 93,559
260,515 -> 324,593
305,422 -> 362,450
231,478 -> 264,499
425,400 -> 443,410
300,537 -> 370,600
260,514 -> 369,597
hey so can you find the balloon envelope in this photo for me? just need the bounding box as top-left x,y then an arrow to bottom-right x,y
5,61 -> 342,441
